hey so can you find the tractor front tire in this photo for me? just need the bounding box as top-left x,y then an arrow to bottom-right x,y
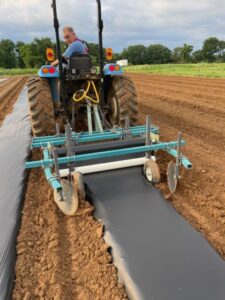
27,77 -> 56,137
108,76 -> 138,127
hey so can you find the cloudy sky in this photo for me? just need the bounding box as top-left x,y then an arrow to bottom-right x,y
1,0 -> 225,52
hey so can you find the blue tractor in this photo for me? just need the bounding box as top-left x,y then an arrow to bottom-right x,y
25,0 -> 192,215
27,0 -> 138,137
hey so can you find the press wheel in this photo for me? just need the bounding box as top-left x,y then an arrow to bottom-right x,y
143,159 -> 161,184
54,179 -> 79,216
73,172 -> 85,200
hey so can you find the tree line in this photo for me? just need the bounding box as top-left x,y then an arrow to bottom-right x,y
0,36 -> 225,69
120,37 -> 225,65
0,38 -> 104,69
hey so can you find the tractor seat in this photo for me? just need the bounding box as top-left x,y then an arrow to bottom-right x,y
68,53 -> 92,75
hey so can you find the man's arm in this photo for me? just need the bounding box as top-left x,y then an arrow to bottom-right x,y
51,59 -> 59,67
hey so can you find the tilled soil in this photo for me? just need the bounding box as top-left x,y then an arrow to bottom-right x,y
129,73 -> 225,258
10,73 -> 225,298
13,162 -> 127,300
0,76 -> 28,126
7,77 -> 127,299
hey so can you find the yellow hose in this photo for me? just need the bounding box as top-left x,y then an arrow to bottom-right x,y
72,80 -> 99,104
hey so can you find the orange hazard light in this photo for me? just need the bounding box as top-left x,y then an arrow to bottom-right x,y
46,48 -> 55,62
115,65 -> 120,71
42,67 -> 49,74
106,48 -> 113,61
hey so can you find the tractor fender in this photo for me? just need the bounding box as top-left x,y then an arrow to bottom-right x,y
38,65 -> 60,78
104,63 -> 124,76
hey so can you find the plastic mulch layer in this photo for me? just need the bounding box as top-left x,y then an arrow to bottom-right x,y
0,87 -> 31,300
85,167 -> 225,300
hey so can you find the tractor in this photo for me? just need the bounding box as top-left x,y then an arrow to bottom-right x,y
27,0 -> 138,137
25,0 -> 192,215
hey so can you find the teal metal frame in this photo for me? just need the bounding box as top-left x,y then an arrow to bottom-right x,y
31,125 -> 159,149
26,140 -> 191,170
43,148 -> 62,191
25,124 -> 192,192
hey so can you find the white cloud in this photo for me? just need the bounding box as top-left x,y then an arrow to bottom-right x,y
0,0 -> 225,51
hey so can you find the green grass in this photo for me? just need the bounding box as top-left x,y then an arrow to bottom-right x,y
2,63 -> 225,78
124,63 -> 225,78
0,68 -> 38,76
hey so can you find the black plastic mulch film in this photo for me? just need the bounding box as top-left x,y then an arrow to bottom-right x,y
86,167 -> 225,300
0,87 -> 31,300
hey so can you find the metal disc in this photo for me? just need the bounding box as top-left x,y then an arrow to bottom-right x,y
167,160 -> 178,194
54,179 -> 79,216
73,172 -> 85,200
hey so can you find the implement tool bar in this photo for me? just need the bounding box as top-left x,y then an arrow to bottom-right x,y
31,125 -> 159,148
25,140 -> 190,169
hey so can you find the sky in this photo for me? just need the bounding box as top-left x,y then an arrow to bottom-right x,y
1,0 -> 225,52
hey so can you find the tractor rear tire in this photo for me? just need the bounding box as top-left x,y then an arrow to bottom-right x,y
27,77 -> 56,137
108,76 -> 138,127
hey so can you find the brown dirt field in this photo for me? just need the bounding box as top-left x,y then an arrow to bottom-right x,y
13,162 -> 127,300
10,73 -> 225,298
7,78 -> 127,299
128,73 -> 225,259
0,76 -> 28,126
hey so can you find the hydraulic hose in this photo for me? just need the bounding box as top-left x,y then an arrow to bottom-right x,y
72,80 -> 100,104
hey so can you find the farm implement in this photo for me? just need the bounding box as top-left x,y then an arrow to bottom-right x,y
25,0 -> 192,215
25,117 -> 192,215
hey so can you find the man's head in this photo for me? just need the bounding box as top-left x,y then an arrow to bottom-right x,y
63,27 -> 77,45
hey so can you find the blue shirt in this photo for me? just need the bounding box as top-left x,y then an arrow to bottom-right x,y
63,40 -> 87,58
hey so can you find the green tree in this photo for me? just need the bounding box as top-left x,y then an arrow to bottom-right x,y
172,47 -> 183,63
86,42 -> 106,65
172,44 -> 193,63
0,39 -> 17,68
146,44 -> 172,64
18,43 -> 35,68
217,40 -> 225,62
180,44 -> 193,63
18,38 -> 54,68
202,37 -> 220,62
15,41 -> 26,68
112,52 -> 122,63
121,45 -> 147,65
87,43 -> 99,58
192,50 -> 204,63
31,38 -> 54,67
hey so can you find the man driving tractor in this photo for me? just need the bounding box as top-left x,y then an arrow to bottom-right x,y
51,26 -> 88,66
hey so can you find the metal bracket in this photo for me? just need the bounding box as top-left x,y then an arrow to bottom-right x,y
86,100 -> 104,134
55,123 -> 60,136
145,115 -> 152,159
93,105 -> 104,133
86,103 -> 93,134
51,147 -> 64,201
52,148 -> 60,180
65,124 -> 75,173
122,116 -> 132,140
71,102 -> 76,129
175,132 -> 182,179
